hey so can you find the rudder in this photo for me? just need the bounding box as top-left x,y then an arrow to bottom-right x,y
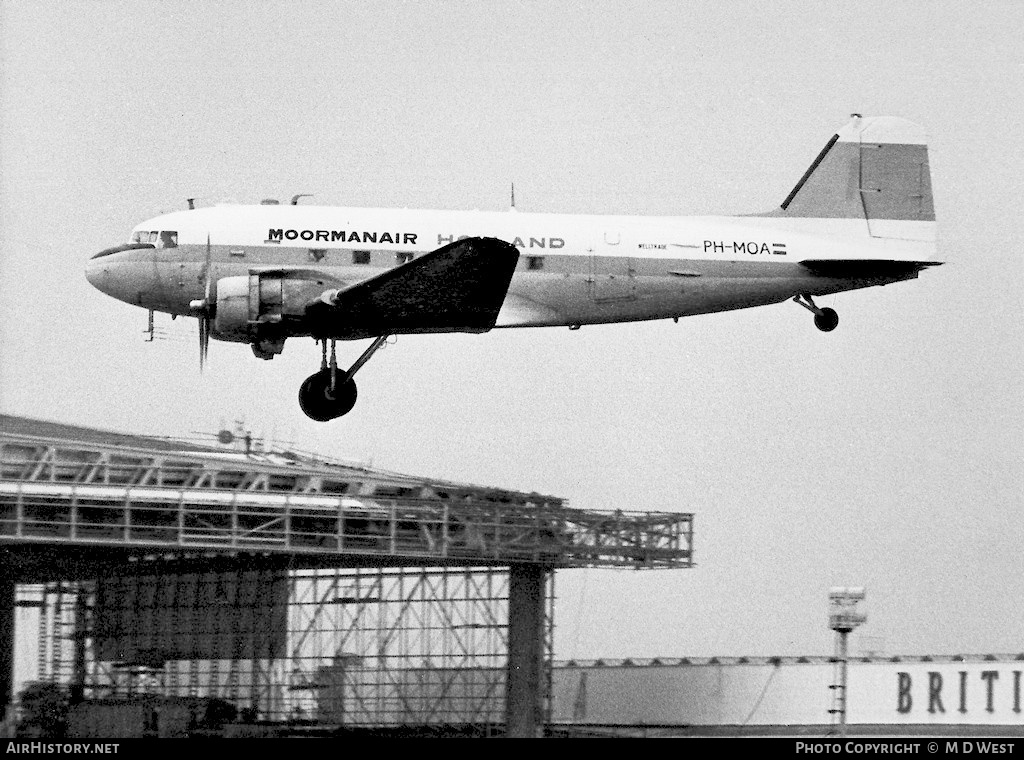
767,115 -> 935,240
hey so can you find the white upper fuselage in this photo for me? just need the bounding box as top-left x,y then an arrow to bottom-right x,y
87,202 -> 937,335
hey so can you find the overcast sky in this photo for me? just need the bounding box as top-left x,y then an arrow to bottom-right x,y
1,0 -> 1021,663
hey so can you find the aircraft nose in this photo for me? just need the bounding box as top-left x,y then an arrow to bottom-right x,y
84,256 -> 104,291
86,243 -> 157,306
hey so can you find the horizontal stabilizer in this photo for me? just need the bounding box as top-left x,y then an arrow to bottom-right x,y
305,237 -> 520,338
800,259 -> 941,279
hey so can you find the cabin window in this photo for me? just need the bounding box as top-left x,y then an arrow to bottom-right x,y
131,230 -> 157,244
396,252 -> 414,265
158,231 -> 178,248
353,250 -> 371,265
527,256 -> 545,271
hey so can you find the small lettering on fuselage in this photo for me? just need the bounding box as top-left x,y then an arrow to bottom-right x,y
639,243 -> 666,250
437,234 -> 564,249
267,229 -> 418,245
704,240 -> 787,255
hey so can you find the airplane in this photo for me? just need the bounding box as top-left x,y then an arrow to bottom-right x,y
86,114 -> 939,422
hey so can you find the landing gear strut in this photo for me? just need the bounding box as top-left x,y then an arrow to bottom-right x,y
793,294 -> 839,332
298,336 -> 389,421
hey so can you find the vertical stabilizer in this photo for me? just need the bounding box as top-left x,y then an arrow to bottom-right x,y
765,115 -> 935,242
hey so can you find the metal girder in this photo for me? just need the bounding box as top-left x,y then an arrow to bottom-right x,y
2,427 -> 692,570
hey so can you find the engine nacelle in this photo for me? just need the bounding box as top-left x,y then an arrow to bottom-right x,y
212,273 -> 325,349
212,274 -> 270,343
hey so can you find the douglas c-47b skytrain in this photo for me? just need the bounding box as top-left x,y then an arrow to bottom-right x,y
87,115 -> 940,421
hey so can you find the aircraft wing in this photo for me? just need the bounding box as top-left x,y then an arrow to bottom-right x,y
305,236 -> 520,337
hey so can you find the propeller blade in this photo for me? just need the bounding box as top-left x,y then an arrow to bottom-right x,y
199,316 -> 210,370
198,234 -> 213,371
204,234 -> 213,301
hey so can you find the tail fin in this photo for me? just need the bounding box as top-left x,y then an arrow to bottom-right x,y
764,115 -> 935,241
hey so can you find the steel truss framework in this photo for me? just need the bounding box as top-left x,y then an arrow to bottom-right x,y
0,426 -> 694,569
22,566 -> 554,727
2,417 -> 691,730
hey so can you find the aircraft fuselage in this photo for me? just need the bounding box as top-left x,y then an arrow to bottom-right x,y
84,115 -> 941,420
87,205 -> 933,338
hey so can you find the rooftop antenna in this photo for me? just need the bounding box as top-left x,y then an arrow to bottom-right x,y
291,193 -> 314,205
186,198 -> 196,210
509,182 -> 517,212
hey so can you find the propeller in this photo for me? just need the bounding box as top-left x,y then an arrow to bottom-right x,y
199,305 -> 211,369
189,235 -> 214,370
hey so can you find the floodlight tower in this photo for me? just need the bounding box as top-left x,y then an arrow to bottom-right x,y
828,587 -> 867,736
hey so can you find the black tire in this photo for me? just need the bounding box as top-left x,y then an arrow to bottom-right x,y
299,369 -> 358,421
814,307 -> 839,332
298,371 -> 335,421
332,376 -> 358,417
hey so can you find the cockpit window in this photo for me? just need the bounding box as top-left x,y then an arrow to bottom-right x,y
130,230 -> 177,248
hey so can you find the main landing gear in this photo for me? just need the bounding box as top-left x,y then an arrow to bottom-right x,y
298,336 -> 389,421
793,294 -> 839,332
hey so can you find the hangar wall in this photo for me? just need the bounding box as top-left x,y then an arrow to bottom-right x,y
93,569 -> 289,662
551,656 -> 1024,728
850,660 -> 1022,726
